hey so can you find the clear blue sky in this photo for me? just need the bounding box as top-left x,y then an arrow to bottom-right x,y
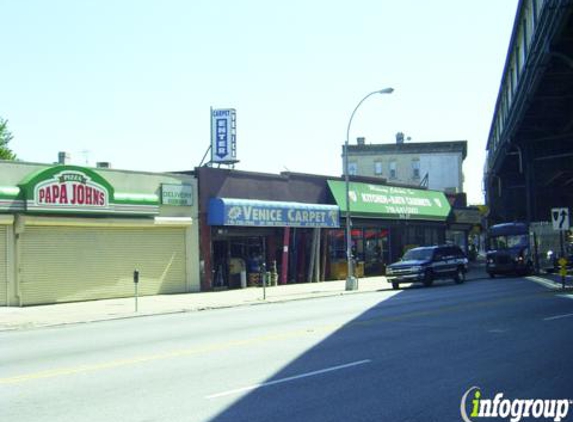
1,0 -> 518,204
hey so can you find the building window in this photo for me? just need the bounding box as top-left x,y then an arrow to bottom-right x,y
412,159 -> 420,179
348,162 -> 357,176
389,161 -> 396,179
374,161 -> 383,175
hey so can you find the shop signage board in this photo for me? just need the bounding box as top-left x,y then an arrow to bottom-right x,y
452,208 -> 482,225
208,198 -> 340,228
327,180 -> 451,221
18,165 -> 159,215
211,108 -> 237,164
161,184 -> 193,206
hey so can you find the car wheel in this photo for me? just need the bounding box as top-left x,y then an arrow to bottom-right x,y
454,267 -> 465,284
423,271 -> 434,287
392,281 -> 399,290
488,272 -> 495,278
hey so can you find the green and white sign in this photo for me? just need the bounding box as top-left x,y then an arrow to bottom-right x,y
18,165 -> 159,215
161,184 -> 193,206
328,180 -> 451,221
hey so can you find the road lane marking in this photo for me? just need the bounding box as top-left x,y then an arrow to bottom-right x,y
0,290 -> 552,385
205,359 -> 371,399
0,326 -> 341,385
527,276 -> 560,289
488,329 -> 507,333
543,313 -> 573,321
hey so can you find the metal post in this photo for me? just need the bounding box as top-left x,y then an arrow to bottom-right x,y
343,88 -> 394,291
344,138 -> 356,291
134,270 -> 139,312
523,144 -> 536,224
355,256 -> 360,290
261,262 -> 267,300
533,231 -> 540,274
560,231 -> 566,289
560,229 -> 565,261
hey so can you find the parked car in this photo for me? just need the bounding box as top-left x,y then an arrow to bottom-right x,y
386,245 -> 469,290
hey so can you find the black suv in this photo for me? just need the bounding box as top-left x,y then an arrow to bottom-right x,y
386,245 -> 468,290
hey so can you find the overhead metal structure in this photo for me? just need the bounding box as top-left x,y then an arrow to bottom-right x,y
484,0 -> 573,225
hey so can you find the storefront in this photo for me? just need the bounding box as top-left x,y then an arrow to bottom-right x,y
446,207 -> 483,257
327,180 -> 452,276
207,198 -> 339,288
193,167 -> 346,289
193,167 -> 455,287
0,162 -> 200,306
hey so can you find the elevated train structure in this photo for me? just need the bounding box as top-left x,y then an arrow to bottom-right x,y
484,0 -> 573,225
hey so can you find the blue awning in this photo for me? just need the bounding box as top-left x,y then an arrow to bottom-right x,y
208,198 -> 340,228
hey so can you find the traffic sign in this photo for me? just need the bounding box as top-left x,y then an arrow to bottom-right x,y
551,207 -> 570,231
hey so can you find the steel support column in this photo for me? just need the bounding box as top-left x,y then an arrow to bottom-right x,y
523,144 -> 537,223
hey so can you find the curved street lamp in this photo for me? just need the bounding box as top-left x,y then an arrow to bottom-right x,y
344,87 -> 394,291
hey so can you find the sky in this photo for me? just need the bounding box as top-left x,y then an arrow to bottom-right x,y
1,0 -> 519,204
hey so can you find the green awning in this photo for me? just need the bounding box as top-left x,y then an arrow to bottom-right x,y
327,180 -> 451,221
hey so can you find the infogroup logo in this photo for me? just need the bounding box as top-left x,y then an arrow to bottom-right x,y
460,387 -> 572,422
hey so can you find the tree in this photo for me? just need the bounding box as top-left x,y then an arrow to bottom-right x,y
0,117 -> 17,160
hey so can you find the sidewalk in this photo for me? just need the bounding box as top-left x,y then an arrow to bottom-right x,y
0,262 -> 489,332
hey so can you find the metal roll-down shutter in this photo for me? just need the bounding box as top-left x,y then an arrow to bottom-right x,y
19,225 -> 186,305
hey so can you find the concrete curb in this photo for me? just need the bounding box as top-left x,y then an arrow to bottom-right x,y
0,281 -> 391,332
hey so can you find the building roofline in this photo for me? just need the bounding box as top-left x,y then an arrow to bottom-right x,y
346,140 -> 468,160
0,159 -> 193,178
178,166 -> 426,190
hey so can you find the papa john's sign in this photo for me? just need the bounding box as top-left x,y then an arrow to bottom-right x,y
20,166 -> 115,214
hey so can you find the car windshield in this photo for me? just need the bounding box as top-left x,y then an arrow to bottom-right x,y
488,234 -> 528,250
402,248 -> 433,261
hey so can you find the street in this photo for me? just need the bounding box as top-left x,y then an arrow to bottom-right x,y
2,275 -> 573,422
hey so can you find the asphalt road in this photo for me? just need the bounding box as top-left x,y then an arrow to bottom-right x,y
2,276 -> 573,422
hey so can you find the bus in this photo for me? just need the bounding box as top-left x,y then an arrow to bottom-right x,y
486,221 -> 570,277
486,222 -> 534,277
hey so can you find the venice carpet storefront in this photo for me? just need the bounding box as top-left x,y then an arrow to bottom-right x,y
208,197 -> 339,288
0,161 -> 200,306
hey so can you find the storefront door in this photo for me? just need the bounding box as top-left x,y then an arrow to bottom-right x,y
363,228 -> 390,276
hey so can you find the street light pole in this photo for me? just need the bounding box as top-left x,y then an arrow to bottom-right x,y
344,87 -> 394,291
